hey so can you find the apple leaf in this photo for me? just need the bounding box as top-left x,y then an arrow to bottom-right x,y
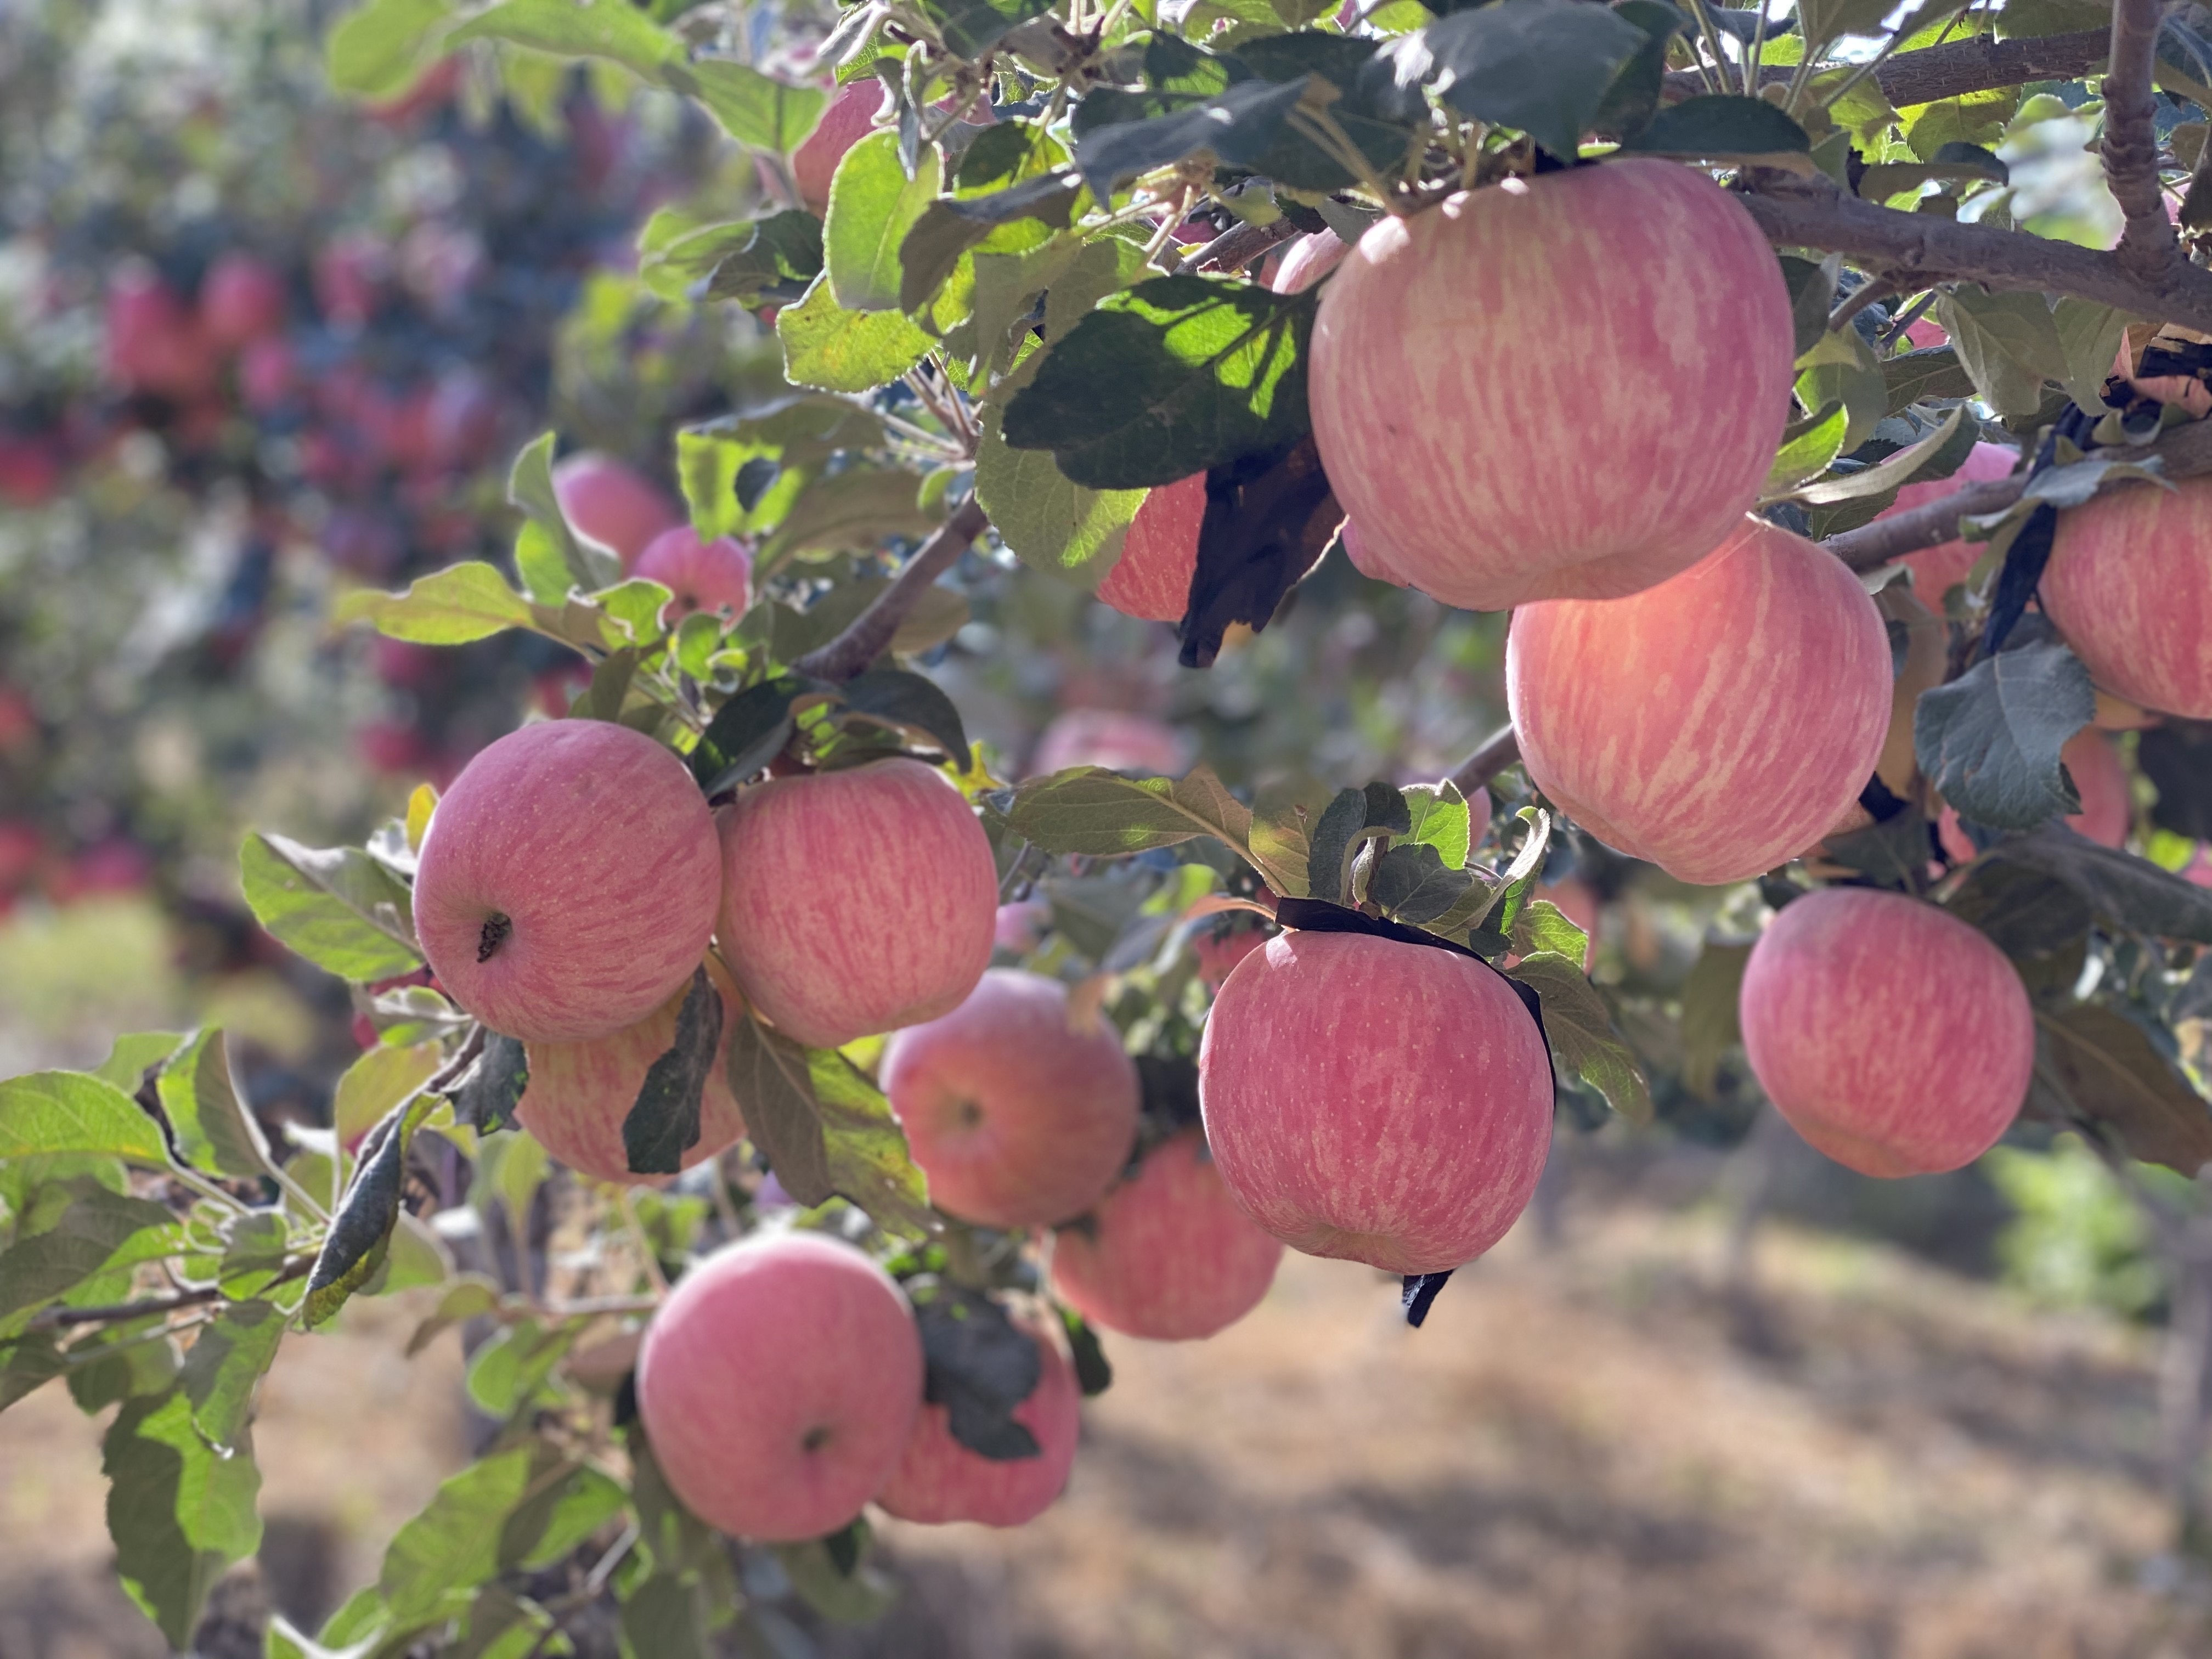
239,832 -> 422,983
448,1035 -> 529,1134
332,560 -> 542,647
1009,764 -> 1304,898
1308,783 -> 1412,906
833,669 -> 973,769
102,1388 -> 263,1648
910,1281 -> 1042,1460
304,1091 -> 440,1328
824,132 -> 941,313
1914,639 -> 2094,831
1502,950 -> 1654,1124
1417,0 -> 1651,160
2035,1004 -> 2212,1175
1982,823 -> 2212,945
156,1030 -> 275,1182
1679,938 -> 1753,1099
0,1071 -> 170,1166
1508,897 -> 1588,966
621,969 -> 723,1176
777,274 -> 932,393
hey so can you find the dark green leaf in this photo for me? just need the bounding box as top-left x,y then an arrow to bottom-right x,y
2140,723 -> 2212,839
1590,0 -> 1684,142
620,1574 -> 708,1659
156,1029 -> 274,1181
1883,345 -> 1978,411
1368,842 -> 1477,924
1058,1306 -> 1113,1396
103,1389 -> 263,1647
771,1520 -> 899,1624
1503,951 -> 1654,1123
932,0 -> 1057,59
690,675 -> 815,793
1072,76 -> 1312,200
178,1300 -> 285,1452
622,969 -> 724,1176
702,212 -> 826,307
304,1092 -> 439,1327
836,669 -> 973,767
1984,824 -> 2212,945
1914,640 -> 2095,830
1415,0 -> 1651,159
450,1035 -> 529,1133
239,832 -> 422,983
0,1072 -> 168,1166
0,1186 -> 177,1329
1621,93 -> 1813,163
1308,782 -> 1412,906
0,1333 -> 67,1413
2037,1004 -> 2212,1175
1820,804 -> 1934,890
1779,253 -> 1839,360
912,1282 -> 1042,1459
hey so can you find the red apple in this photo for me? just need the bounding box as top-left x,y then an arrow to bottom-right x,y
1050,1128 -> 1283,1340
237,337 -> 297,411
516,978 -> 748,1184
1028,710 -> 1190,778
1508,517 -> 1891,886
881,969 -> 1139,1228
1272,228 -> 1349,295
105,268 -> 218,400
199,253 -> 287,349
551,450 -> 680,568
1338,518 -> 1409,587
715,757 -> 997,1049
2042,474 -> 2212,718
1902,316 -> 1948,351
1874,441 -> 2019,598
1096,474 -> 1205,624
791,80 -> 887,217
636,1232 -> 922,1542
1936,726 -> 2131,857
994,899 -> 1051,954
0,820 -> 43,893
52,838 -> 151,902
413,720 -> 723,1043
313,232 -> 391,329
1191,919 -> 1267,990
0,437 -> 60,509
1199,930 -> 1552,1274
1739,887 -> 2033,1177
873,1311 -> 1079,1526
634,526 -> 753,622
1310,162 -> 1793,611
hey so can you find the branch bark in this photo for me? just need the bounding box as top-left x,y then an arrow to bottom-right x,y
1171,216 -> 1301,276
2105,0 -> 2184,285
1661,27 -> 2109,107
1447,723 -> 1522,797
29,1256 -> 314,1332
794,495 -> 990,682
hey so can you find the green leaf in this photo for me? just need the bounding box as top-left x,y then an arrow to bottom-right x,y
1508,897 -> 1589,966
620,1575 -> 709,1659
1420,0 -> 1650,159
70,1319 -> 182,1413
777,274 -> 933,392
178,1300 -> 286,1452
1790,404 -> 1972,506
448,0 -> 679,77
156,1030 -> 275,1182
333,560 -> 541,645
912,1282 -> 1041,1458
1503,952 -> 1654,1124
724,1011 -> 936,1238
702,211 -> 826,308
1,1333 -> 67,1414
304,1092 -> 440,1327
834,668 -> 974,767
509,433 -> 616,592
934,0 -> 1057,57
1882,346 -> 1977,412
93,1031 -> 187,1093
219,1211 -> 293,1299
376,1444 -> 600,1630
1620,93 -> 1813,166
0,1073 -> 168,1166
2037,1004 -> 2212,1175
678,59 -> 826,152
327,0 -> 454,99
1368,842 -> 1476,924
1764,398 -> 1848,496
1915,639 -> 2095,830
1071,76 -> 1312,199
103,1389 -> 263,1648
826,132 -> 943,312
1778,255 -> 1839,364
690,675 -> 815,793
1903,87 -> 2019,159
1679,937 -> 1752,1099
622,969 -> 724,1177
240,832 -> 422,982
334,1041 -> 446,1149
1008,764 -> 1304,896
0,1186 -> 177,1329
1984,824 -> 2212,946
1937,286 -> 2067,420
1309,783 -> 1412,906
1400,781 -> 1471,871
2052,297 -> 2135,417
450,1035 -> 530,1134
760,465 -> 940,562
1795,324 -> 1887,455
974,409 -> 1143,583
1000,275 -> 1316,490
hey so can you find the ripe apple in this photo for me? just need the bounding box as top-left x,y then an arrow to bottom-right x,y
550,450 -> 680,568
0,819 -> 43,893
1272,228 -> 1349,295
1739,887 -> 2033,1177
1874,441 -> 2020,597
313,232 -> 391,329
237,337 -> 297,411
414,720 -> 722,1043
1339,518 -> 1410,587
1192,919 -> 1268,989
1508,517 -> 1891,886
1903,316 -> 1948,350
636,1232 -> 922,1542
873,1311 -> 1080,1526
1049,1128 -> 1283,1341
0,437 -> 60,508
791,80 -> 886,217
994,899 -> 1051,954
2042,475 -> 2212,718
716,757 -> 997,1049
634,526 -> 753,622
1199,930 -> 1551,1274
105,268 -> 218,400
1028,710 -> 1190,777
199,253 -> 287,349
515,977 -> 748,1184
1309,161 -> 1793,611
881,969 -> 1139,1228
1096,474 -> 1205,624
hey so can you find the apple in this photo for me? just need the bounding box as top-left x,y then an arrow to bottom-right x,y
881,969 -> 1139,1228
636,1232 -> 922,1542
791,80 -> 887,216
0,819 -> 43,893
1309,161 -> 1793,611
873,1311 -> 1080,1526
1508,516 -> 1891,886
715,757 -> 997,1049
237,336 -> 297,411
1738,887 -> 2033,1177
1199,930 -> 1552,1274
413,719 -> 723,1043
105,268 -> 218,400
1338,518 -> 1410,587
550,450 -> 680,568
515,977 -> 748,1184
1272,228 -> 1348,295
634,526 -> 753,622
1049,1128 -> 1283,1340
2042,474 -> 2212,718
1903,316 -> 1948,350
1192,919 -> 1268,989
1096,474 -> 1205,624
1028,710 -> 1190,778
0,437 -> 60,509
313,232 -> 391,329
1874,441 -> 2020,598
199,253 -> 287,349
994,899 -> 1051,954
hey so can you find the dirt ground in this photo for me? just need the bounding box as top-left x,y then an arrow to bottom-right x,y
2,1194 -> 2205,1659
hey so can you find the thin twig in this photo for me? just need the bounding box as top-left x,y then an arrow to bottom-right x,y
794,495 -> 991,682
29,1256 -> 315,1331
1827,277 -> 1897,336
1661,25 -> 2109,107
1171,217 -> 1300,276
1447,724 -> 1522,798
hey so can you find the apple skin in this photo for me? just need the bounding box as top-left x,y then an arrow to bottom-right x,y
792,80 -> 886,216
1199,930 -> 1552,1275
1028,710 -> 1190,777
1903,317 -> 1949,350
550,451 -> 680,568
881,969 -> 1139,1228
1739,887 -> 2033,1177
1508,517 -> 1891,887
1096,474 -> 1206,623
716,758 -> 998,1049
1875,442 -> 2020,598
1272,228 -> 1348,295
636,1233 -> 922,1543
1050,1128 -> 1283,1341
414,720 -> 723,1043
634,526 -> 753,622
1192,921 -> 1268,990
873,1312 -> 1080,1526
2042,475 -> 2212,718
1310,162 -> 1793,612
1338,518 -> 1410,587
199,253 -> 287,349
515,978 -> 749,1184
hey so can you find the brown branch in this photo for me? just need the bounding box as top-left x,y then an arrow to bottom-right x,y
1447,724 -> 1522,798
1735,174 -> 2212,335
1827,277 -> 1896,336
29,1256 -> 314,1332
794,495 -> 990,683
2106,0 -> 2184,285
1661,27 -> 2109,106
1171,217 -> 1301,277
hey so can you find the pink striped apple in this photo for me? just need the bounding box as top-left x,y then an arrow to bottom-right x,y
715,757 -> 997,1049
791,80 -> 885,217
551,450 -> 680,568
1096,473 -> 1206,623
1272,228 -> 1349,295
1309,161 -> 1793,612
1199,930 -> 1551,1274
873,1312 -> 1079,1526
413,720 -> 722,1043
1050,1128 -> 1283,1340
1874,441 -> 2019,597
2042,474 -> 2212,718
1192,919 -> 1268,989
515,977 -> 748,1183
1028,709 -> 1190,778
636,1233 -> 921,1541
1739,887 -> 2033,1177
1339,518 -> 1409,586
881,969 -> 1139,1229
634,526 -> 753,622
1508,517 -> 1891,886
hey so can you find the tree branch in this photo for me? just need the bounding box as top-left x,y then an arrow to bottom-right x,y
794,495 -> 990,683
1448,724 -> 1522,797
1170,217 -> 1301,276
2106,0 -> 2184,285
29,1256 -> 314,1332
1661,27 -> 2109,107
